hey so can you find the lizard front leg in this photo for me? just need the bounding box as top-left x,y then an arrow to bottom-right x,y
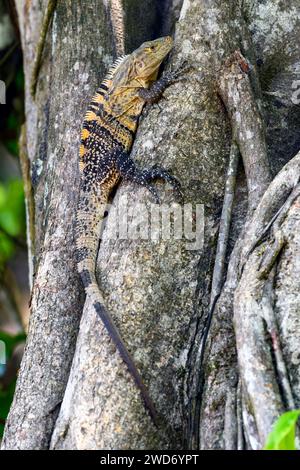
138,62 -> 189,104
114,150 -> 182,203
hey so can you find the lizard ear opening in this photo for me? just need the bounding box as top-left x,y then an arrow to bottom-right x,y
136,60 -> 145,69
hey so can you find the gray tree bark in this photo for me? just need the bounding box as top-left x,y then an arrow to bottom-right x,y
2,0 -> 300,450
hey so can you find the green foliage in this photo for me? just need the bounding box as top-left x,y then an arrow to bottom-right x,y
5,140 -> 19,157
15,69 -> 24,92
6,112 -> 18,131
5,112 -> 20,156
264,410 -> 300,450
0,381 -> 15,437
0,179 -> 25,268
0,331 -> 26,359
0,331 -> 26,437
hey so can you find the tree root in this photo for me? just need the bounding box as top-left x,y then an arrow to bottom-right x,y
210,140 -> 240,307
197,51 -> 271,449
187,141 -> 240,449
234,154 -> 300,446
197,49 -> 295,449
218,50 -> 271,212
240,182 -> 300,275
30,0 -> 57,99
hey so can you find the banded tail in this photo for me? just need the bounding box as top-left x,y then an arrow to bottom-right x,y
75,185 -> 158,425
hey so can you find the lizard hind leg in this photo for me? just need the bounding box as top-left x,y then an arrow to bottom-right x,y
114,150 -> 182,203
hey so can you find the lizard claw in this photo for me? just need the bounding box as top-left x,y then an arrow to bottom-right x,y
169,60 -> 191,81
147,167 -> 183,203
160,60 -> 191,88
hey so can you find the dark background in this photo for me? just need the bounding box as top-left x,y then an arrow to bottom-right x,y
0,0 -> 28,437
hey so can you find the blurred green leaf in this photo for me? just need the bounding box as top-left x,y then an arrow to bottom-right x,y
0,179 -> 25,268
0,381 -> 16,418
0,179 -> 25,236
0,211 -> 19,235
0,331 -> 26,359
15,69 -> 24,92
0,331 -> 26,437
6,113 -> 18,131
264,410 -> 300,450
0,186 -> 6,206
0,380 -> 17,437
0,232 -> 14,266
5,139 -> 18,156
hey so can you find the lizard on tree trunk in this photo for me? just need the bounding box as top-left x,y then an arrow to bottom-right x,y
75,36 -> 184,425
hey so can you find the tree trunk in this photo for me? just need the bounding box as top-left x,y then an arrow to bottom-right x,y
2,0 -> 300,450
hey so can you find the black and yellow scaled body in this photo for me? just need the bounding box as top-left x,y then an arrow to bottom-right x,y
75,36 -> 182,424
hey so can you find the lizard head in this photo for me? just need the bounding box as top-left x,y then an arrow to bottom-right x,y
105,36 -> 174,117
129,36 -> 173,82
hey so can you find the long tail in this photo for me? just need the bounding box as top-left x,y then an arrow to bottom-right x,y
75,186 -> 158,425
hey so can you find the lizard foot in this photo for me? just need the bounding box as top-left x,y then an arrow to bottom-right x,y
163,60 -> 191,84
114,150 -> 183,203
138,61 -> 191,105
144,166 -> 183,203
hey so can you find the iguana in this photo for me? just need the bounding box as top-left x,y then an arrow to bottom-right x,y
75,36 -> 183,425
